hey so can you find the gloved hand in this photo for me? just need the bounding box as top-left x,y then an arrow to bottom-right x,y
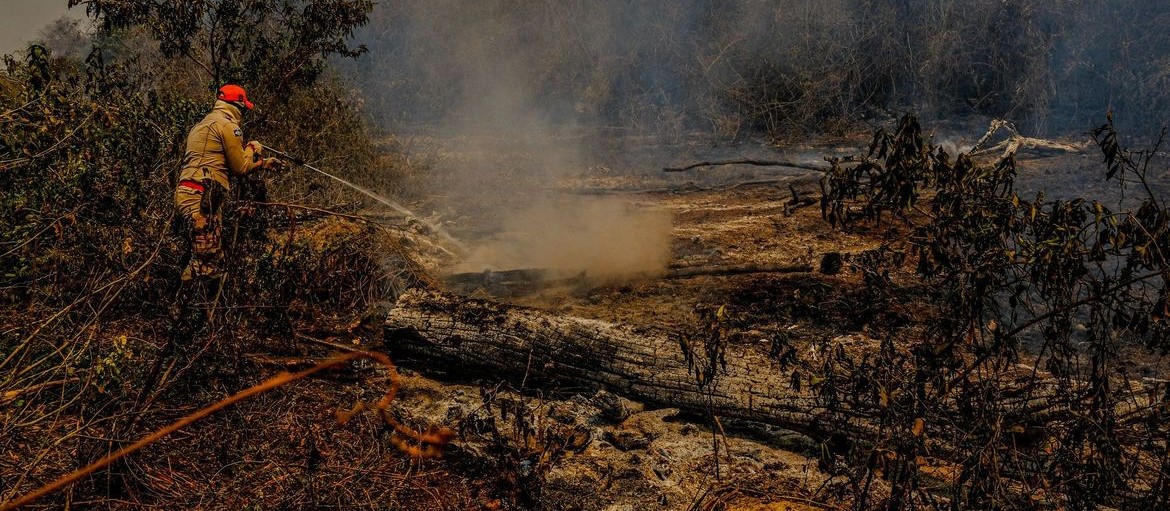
246,141 -> 263,156
259,157 -> 284,172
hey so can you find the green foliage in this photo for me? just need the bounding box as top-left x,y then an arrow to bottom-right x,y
61,0 -> 385,208
1,47 -> 203,505
68,0 -> 372,94
1,45 -> 202,307
254,77 -> 381,206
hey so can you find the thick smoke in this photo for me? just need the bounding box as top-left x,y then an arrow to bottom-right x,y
454,196 -> 672,280
338,0 -> 1170,276
346,1 -> 705,278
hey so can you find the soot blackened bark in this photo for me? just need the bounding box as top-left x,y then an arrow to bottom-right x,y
383,289 -> 875,441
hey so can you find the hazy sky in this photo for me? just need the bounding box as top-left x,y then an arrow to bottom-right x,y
0,0 -> 84,56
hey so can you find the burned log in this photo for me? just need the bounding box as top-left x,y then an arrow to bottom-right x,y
384,289 -> 876,442
383,290 -> 1065,441
384,291 -> 1165,437
443,264 -> 813,296
970,119 -> 1088,160
383,290 -> 1167,506
663,159 -> 829,173
442,268 -> 587,296
665,262 -> 812,279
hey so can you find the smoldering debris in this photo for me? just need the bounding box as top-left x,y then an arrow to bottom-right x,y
452,195 -> 672,284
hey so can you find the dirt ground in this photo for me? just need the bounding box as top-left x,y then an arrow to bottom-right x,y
358,132 -> 897,509
416,130 -> 880,319
357,130 -> 924,510
381,125 -> 1170,509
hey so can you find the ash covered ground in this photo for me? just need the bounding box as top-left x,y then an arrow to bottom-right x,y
365,122 -> 1170,509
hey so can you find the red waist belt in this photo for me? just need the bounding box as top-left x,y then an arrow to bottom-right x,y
178,179 -> 205,192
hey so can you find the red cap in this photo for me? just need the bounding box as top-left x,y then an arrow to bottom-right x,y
216,84 -> 254,110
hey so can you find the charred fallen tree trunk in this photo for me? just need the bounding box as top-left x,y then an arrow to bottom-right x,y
384,289 -> 877,442
442,264 -> 814,296
663,159 -> 829,173
969,118 -> 1088,161
383,290 -> 1163,438
384,289 -> 1167,507
665,262 -> 812,279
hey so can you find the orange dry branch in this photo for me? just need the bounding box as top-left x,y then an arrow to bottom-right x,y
0,350 -> 451,511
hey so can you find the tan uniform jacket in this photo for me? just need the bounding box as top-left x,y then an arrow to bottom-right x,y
177,100 -> 260,190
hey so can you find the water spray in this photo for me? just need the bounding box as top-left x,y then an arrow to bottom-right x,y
262,145 -> 467,254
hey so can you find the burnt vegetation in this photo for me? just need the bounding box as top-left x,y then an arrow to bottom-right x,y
2,1 -> 1170,510
809,114 -> 1170,509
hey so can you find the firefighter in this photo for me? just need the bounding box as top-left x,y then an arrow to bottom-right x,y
175,84 -> 281,281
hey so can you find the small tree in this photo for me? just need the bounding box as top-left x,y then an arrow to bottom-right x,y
68,0 -> 371,96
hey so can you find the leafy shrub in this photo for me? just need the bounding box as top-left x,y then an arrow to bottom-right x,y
817,114 -> 1170,508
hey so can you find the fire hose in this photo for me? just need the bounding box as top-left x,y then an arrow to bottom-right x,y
262,145 -> 467,254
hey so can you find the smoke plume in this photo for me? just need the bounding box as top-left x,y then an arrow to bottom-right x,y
336,0 -> 1170,278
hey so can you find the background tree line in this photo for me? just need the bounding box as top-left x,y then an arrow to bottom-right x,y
343,0 -> 1170,139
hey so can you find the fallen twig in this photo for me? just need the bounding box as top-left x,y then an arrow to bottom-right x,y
664,159 -> 829,173
666,262 -> 813,279
0,378 -> 79,406
969,119 -> 1088,160
0,350 -> 431,511
295,332 -> 365,353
